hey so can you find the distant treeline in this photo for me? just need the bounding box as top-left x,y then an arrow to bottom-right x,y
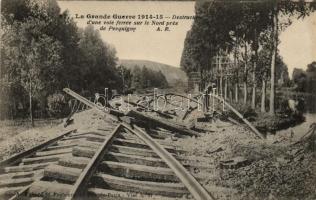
118,65 -> 168,93
0,0 -> 160,121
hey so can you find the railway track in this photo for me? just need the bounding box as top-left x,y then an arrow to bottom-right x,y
0,89 -> 215,200
0,121 -> 213,200
0,115 -> 119,200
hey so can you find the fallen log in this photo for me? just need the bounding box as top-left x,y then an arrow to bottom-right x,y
126,110 -> 199,137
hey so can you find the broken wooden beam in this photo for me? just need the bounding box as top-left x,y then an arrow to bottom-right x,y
124,100 -> 173,119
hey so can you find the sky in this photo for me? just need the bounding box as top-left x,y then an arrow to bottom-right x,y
58,1 -> 316,78
279,12 -> 316,77
58,1 -> 195,67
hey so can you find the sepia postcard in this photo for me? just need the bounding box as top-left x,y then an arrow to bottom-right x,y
0,0 -> 316,199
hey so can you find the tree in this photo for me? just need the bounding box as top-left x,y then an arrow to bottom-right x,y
306,61 -> 316,94
1,0 -> 64,125
131,65 -> 142,90
269,3 -> 278,115
1,0 -> 122,121
257,33 -> 273,113
181,0 -> 315,114
268,1 -> 315,115
78,25 -> 120,93
117,65 -> 133,93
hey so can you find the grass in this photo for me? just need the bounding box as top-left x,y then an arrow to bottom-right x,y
0,118 -> 64,160
0,118 -> 62,142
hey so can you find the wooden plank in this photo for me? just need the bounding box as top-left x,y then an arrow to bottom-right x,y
110,145 -> 160,158
77,141 -> 102,150
35,148 -> 72,157
43,164 -> 82,183
28,181 -> 72,199
124,100 -> 173,119
87,188 -> 175,200
72,146 -> 96,158
22,154 -> 71,165
0,177 -> 34,187
122,124 -> 214,200
64,124 -> 122,200
58,156 -> 90,169
4,162 -> 57,173
126,110 -> 199,137
99,161 -> 179,182
0,186 -> 25,198
45,144 -> 77,151
0,170 -> 42,180
63,134 -> 105,143
91,173 -> 188,198
106,152 -> 167,168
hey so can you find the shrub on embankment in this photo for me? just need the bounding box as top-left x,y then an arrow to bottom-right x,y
222,102 -> 305,133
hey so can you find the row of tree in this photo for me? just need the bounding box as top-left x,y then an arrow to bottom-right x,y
181,1 -> 315,115
0,0 -> 122,122
118,65 -> 169,93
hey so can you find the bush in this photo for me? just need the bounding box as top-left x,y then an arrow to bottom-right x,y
47,93 -> 69,118
223,102 -> 257,122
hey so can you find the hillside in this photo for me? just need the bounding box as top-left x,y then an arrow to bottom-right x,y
118,59 -> 188,85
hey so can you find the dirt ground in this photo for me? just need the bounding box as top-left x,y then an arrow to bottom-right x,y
173,120 -> 316,200
0,119 -> 62,142
0,109 -> 106,161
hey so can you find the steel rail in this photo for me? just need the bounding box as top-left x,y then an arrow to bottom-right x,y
209,93 -> 264,139
63,88 -> 124,121
64,88 -> 199,137
65,124 -> 122,200
63,88 -> 215,199
200,84 -> 264,139
121,123 -> 215,200
0,129 -> 76,200
0,129 -> 75,168
150,93 -> 203,106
